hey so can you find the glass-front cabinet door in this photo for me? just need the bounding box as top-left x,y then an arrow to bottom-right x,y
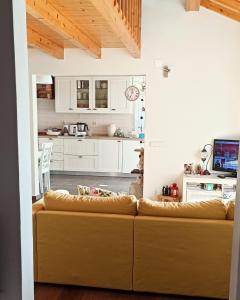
93,77 -> 110,111
71,77 -> 92,111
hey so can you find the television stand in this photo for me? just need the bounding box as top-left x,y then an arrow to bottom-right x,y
182,174 -> 237,202
226,172 -> 237,178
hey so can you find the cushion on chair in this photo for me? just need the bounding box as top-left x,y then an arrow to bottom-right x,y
226,200 -> 235,220
138,198 -> 226,220
44,191 -> 137,215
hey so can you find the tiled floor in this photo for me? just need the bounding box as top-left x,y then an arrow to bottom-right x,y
51,174 -> 134,195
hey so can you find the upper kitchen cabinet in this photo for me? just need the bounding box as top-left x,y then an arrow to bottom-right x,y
55,76 -> 133,114
110,77 -> 132,113
93,78 -> 110,112
55,77 -> 73,113
72,77 -> 93,112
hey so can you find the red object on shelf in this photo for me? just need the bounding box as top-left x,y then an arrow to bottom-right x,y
171,183 -> 179,198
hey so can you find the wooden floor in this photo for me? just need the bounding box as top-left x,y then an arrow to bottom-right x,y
35,283 -> 218,300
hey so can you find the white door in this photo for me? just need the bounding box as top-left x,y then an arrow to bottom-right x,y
98,140 -> 122,172
110,77 -> 132,113
64,139 -> 99,156
55,77 -> 73,113
64,155 -> 98,172
122,141 -> 142,173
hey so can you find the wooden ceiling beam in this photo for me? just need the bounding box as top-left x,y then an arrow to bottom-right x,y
26,0 -> 101,58
201,0 -> 240,21
88,0 -> 140,58
27,27 -> 64,59
185,0 -> 201,11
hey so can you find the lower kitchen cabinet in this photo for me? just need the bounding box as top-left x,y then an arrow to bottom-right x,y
39,137 -> 64,171
98,140 -> 122,172
64,155 -> 98,172
38,137 -> 143,173
50,160 -> 64,171
64,138 -> 98,155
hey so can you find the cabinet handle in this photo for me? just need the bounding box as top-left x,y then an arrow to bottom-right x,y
50,159 -> 53,162
49,138 -> 53,140
69,108 -> 73,111
87,108 -> 91,110
78,139 -> 83,142
78,155 -> 83,158
111,109 -> 116,111
117,141 -> 121,143
93,108 -> 97,111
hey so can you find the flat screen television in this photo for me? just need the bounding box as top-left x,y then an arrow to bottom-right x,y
212,139 -> 239,175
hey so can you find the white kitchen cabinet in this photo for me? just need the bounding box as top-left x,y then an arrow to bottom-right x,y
55,77 -> 73,113
71,77 -> 93,112
93,77 -> 111,112
64,155 -> 98,172
63,138 -> 99,172
98,140 -> 123,172
110,77 -> 132,113
64,138 -> 98,156
39,137 -> 64,171
122,140 -> 143,173
55,76 -> 133,114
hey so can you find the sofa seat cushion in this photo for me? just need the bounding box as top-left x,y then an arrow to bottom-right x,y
138,198 -> 226,220
44,191 -> 137,216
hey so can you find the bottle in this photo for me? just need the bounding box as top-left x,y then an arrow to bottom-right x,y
162,186 -> 166,196
171,183 -> 179,198
165,185 -> 169,196
168,186 -> 172,196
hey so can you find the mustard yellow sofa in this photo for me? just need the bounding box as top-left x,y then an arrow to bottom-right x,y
32,193 -> 234,299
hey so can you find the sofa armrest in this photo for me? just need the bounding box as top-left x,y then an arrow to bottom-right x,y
32,199 -> 45,215
32,199 -> 45,281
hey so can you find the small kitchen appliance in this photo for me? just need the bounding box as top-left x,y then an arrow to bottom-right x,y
68,123 -> 89,137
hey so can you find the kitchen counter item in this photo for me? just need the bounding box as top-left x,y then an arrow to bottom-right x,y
107,124 -> 116,137
46,128 -> 61,136
39,135 -> 144,142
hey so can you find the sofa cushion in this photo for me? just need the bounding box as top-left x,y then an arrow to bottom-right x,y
226,200 -> 235,220
138,198 -> 226,220
44,191 -> 137,215
77,185 -> 117,197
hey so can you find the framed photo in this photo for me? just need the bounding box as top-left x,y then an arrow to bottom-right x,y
184,163 -> 193,175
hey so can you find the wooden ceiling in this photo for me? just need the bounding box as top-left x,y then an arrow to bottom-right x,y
185,0 -> 240,22
26,0 -> 141,59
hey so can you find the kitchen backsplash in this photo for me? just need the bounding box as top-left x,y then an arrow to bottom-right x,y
37,99 -> 134,135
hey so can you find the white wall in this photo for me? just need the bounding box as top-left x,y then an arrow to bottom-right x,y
28,0 -> 240,198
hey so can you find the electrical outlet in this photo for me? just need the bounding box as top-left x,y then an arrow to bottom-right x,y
92,121 -> 97,126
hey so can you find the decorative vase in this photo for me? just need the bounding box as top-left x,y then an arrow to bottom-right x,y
107,124 -> 116,137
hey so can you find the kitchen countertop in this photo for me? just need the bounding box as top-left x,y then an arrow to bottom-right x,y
38,134 -> 144,142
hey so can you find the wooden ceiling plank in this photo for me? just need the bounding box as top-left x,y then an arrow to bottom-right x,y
27,27 -> 64,59
26,0 -> 101,58
88,0 -> 140,58
211,0 -> 240,12
201,0 -> 240,21
185,0 -> 201,11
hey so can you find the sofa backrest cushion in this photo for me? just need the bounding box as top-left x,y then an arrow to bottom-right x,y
138,198 -> 226,220
44,191 -> 137,216
226,200 -> 235,220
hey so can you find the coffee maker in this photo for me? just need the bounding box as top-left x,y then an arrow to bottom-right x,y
68,123 -> 88,137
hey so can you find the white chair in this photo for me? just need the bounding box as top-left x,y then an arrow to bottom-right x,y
39,142 -> 53,194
